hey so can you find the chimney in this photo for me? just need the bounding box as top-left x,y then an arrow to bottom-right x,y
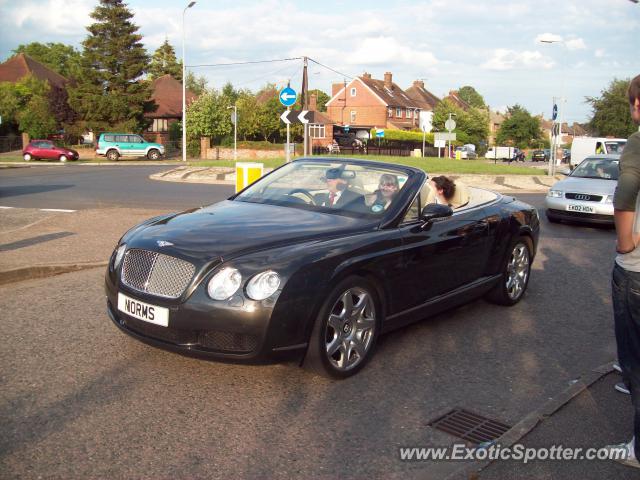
362,72 -> 372,79
384,72 -> 392,89
332,83 -> 344,97
413,80 -> 425,89
309,93 -> 317,111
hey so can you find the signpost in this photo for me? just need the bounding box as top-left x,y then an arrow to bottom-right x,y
279,86 -> 297,163
420,112 -> 433,158
435,132 -> 456,158
445,114 -> 456,159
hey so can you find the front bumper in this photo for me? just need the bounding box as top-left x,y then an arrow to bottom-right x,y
104,269 -> 306,363
545,196 -> 614,224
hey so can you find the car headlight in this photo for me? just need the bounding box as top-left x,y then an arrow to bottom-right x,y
548,190 -> 563,198
207,267 -> 242,300
114,244 -> 127,269
606,195 -> 614,204
246,271 -> 281,300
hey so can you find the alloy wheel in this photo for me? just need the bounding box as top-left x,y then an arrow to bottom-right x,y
506,243 -> 530,301
324,287 -> 376,372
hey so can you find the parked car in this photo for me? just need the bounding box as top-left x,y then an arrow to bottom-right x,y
531,149 -> 548,162
334,134 -> 363,148
509,148 -> 526,162
22,139 -> 79,162
455,145 -> 477,159
545,154 -> 620,225
95,133 -> 164,161
105,158 -> 540,378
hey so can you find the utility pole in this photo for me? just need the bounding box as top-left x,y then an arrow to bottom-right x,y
302,56 -> 309,156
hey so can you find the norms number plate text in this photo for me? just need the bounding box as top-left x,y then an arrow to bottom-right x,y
117,293 -> 169,327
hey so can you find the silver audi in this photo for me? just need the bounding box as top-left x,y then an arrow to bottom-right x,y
545,155 -> 620,225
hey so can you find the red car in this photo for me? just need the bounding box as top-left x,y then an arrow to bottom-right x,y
23,140 -> 79,162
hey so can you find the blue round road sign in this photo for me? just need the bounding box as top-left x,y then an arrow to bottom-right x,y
279,87 -> 297,107
552,103 -> 558,121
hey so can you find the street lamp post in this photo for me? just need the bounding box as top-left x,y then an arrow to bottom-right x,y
539,35 -> 567,176
227,105 -> 237,161
182,1 -> 196,163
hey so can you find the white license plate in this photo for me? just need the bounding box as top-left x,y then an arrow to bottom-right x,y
566,204 -> 595,213
117,292 -> 169,327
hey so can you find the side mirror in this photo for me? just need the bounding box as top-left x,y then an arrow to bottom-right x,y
420,203 -> 453,223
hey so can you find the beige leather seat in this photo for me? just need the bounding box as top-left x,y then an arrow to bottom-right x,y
448,181 -> 470,209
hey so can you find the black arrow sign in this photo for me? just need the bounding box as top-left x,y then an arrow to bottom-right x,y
280,110 -> 315,124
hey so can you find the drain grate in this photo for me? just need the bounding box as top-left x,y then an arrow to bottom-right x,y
429,409 -> 511,444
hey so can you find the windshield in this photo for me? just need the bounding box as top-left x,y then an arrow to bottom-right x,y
571,158 -> 619,180
235,160 -> 411,217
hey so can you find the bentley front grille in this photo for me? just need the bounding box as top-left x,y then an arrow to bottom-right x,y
121,248 -> 196,299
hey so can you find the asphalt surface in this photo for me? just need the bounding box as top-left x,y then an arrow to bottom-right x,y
0,165 -> 234,210
0,165 -> 625,479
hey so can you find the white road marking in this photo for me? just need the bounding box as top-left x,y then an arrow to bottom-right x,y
39,208 -> 77,213
0,206 -> 15,209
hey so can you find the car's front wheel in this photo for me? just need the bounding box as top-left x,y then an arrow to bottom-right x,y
305,276 -> 381,378
59,155 -> 68,163
147,149 -> 161,160
23,153 -> 32,161
106,149 -> 120,161
485,237 -> 532,306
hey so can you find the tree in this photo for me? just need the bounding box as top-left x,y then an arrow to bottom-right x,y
433,99 -> 489,147
67,0 -> 152,132
586,78 -> 636,138
148,39 -> 182,80
496,104 -> 543,148
13,42 -> 81,78
0,75 -> 57,138
186,71 -> 208,97
236,91 -> 260,140
187,89 -> 232,144
458,86 -> 486,109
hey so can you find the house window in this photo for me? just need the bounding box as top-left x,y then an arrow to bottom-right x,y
148,118 -> 169,132
350,111 -> 356,123
350,87 -> 357,97
309,124 -> 325,138
407,109 -> 413,119
396,107 -> 402,117
388,107 -> 393,118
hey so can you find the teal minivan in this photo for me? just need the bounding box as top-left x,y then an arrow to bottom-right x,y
96,133 -> 165,161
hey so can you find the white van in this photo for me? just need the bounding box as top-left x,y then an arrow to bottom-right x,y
570,137 -> 626,166
485,146 -> 515,160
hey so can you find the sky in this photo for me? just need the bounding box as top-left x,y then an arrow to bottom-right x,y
0,0 -> 638,124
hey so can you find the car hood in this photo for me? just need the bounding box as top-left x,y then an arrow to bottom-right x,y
124,200 -> 375,263
551,176 -> 617,195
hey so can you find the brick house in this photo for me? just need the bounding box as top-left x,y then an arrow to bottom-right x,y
144,74 -> 196,143
405,80 -> 441,112
488,110 -> 505,145
443,90 -> 471,111
307,94 -> 336,150
325,72 -> 421,137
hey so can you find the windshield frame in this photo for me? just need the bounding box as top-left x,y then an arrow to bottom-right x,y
570,157 -> 619,180
230,158 -> 424,223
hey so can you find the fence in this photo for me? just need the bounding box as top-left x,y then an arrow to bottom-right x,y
0,136 -> 22,154
312,142 -> 439,157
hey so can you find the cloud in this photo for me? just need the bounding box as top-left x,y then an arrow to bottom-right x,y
535,33 -> 563,43
565,37 -> 586,50
344,37 -> 438,67
594,48 -> 606,58
481,49 -> 554,70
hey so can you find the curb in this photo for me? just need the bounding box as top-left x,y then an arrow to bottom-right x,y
444,361 -> 614,480
0,261 -> 108,285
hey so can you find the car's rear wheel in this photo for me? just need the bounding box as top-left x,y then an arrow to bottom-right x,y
304,276 -> 380,378
106,149 -> 119,161
147,149 -> 161,160
23,153 -> 32,161
485,237 -> 532,306
59,155 -> 68,163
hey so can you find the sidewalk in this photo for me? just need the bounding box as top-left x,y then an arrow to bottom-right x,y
465,371 -> 638,479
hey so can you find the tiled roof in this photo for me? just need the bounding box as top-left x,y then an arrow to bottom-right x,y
146,74 -> 196,118
358,76 -> 420,109
444,90 -> 471,111
405,81 -> 441,111
0,53 -> 67,89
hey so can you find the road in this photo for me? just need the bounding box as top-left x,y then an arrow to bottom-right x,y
0,165 -> 619,479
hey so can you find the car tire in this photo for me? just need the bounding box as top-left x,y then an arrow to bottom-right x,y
106,149 -> 119,161
23,153 -> 32,161
59,155 -> 68,163
304,276 -> 381,379
147,149 -> 160,160
485,237 -> 532,306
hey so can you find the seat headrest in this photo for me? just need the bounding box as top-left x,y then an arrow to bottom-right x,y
449,181 -> 470,209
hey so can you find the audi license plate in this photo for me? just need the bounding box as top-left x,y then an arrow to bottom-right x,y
566,204 -> 595,213
117,292 -> 169,327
